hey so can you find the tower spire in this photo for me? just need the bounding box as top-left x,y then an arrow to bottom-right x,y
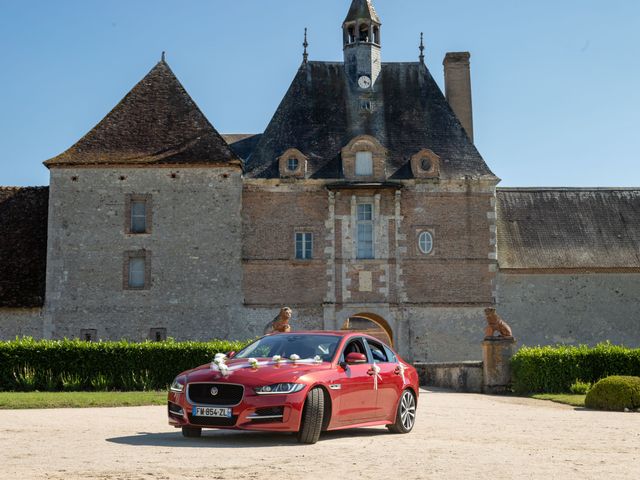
419,33 -> 425,64
303,28 -> 309,64
342,0 -> 382,87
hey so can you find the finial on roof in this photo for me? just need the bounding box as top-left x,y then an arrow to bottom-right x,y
161,51 -> 166,63
419,33 -> 425,64
303,28 -> 309,63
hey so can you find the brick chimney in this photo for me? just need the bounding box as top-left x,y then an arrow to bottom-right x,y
443,52 -> 474,142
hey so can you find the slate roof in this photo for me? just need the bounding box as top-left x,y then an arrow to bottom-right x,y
45,61 -> 240,168
223,134 -> 262,161
0,187 -> 49,308
496,188 -> 640,269
245,61 -> 495,180
344,0 -> 380,23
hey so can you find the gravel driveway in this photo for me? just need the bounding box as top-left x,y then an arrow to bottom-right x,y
1,389 -> 638,480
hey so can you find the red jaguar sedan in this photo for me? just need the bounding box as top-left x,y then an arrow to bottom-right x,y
167,331 -> 419,444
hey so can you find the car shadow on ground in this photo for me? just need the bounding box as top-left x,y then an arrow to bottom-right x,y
106,427 -> 388,448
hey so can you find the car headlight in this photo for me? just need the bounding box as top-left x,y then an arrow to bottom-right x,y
254,383 -> 305,395
170,376 -> 186,393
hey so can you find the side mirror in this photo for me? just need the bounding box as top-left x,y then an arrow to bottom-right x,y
345,352 -> 367,364
227,351 -> 236,359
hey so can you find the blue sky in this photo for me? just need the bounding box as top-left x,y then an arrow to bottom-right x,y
1,0 -> 639,187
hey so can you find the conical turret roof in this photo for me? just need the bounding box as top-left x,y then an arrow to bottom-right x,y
45,60 -> 240,167
344,0 -> 380,24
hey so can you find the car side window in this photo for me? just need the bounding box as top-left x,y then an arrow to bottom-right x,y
383,345 -> 397,363
366,339 -> 389,363
340,338 -> 368,363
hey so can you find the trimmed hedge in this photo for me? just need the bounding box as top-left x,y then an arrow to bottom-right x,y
0,337 -> 253,392
511,343 -> 640,394
585,376 -> 640,411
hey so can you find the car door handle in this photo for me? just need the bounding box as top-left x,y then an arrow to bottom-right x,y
367,369 -> 376,376
394,367 -> 401,375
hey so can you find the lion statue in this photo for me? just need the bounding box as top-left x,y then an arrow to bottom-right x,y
484,308 -> 513,339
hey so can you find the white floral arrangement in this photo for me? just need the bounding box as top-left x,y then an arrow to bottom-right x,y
272,355 -> 283,363
289,354 -> 300,363
218,363 -> 230,376
313,355 -> 322,364
248,358 -> 259,369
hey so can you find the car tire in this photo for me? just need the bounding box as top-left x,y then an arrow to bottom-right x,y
387,389 -> 416,434
181,426 -> 202,438
297,387 -> 325,444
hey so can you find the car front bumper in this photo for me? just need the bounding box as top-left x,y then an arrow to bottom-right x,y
167,387 -> 308,432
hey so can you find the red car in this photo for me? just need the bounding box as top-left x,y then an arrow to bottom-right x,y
168,331 -> 419,444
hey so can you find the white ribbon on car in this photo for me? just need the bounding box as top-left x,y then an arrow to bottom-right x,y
210,353 -> 323,377
397,362 -> 407,384
371,363 -> 382,390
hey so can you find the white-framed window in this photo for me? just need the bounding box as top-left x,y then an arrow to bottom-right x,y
295,232 -> 313,260
357,203 -> 374,259
288,157 -> 299,171
355,151 -> 373,176
418,231 -> 434,255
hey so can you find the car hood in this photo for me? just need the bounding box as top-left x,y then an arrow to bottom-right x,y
184,358 -> 331,386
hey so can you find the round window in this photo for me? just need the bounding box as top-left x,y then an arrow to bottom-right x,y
418,231 -> 433,254
288,158 -> 299,171
421,158 -> 432,172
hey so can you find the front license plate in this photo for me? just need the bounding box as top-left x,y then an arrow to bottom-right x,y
192,406 -> 232,418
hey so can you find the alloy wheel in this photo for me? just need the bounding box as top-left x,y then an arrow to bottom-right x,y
400,390 -> 416,430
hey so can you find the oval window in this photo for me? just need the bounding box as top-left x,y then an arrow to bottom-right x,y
421,158 -> 432,172
288,158 -> 299,171
418,231 -> 433,255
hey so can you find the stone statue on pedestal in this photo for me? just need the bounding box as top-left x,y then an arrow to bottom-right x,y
484,308 -> 513,339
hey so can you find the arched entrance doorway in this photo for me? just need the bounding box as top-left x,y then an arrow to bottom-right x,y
341,313 -> 393,346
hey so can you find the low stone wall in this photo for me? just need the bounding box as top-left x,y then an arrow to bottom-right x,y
414,361 -> 484,393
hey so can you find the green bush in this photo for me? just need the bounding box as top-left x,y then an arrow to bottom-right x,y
585,376 -> 640,411
511,343 -> 640,394
0,337 -> 252,392
569,380 -> 591,395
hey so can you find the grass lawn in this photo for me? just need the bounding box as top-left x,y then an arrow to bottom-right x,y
531,393 -> 586,407
0,391 -> 167,409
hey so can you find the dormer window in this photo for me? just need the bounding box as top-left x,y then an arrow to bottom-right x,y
411,149 -> 441,179
279,148 -> 308,179
341,135 -> 387,182
288,158 -> 299,172
355,152 -> 373,176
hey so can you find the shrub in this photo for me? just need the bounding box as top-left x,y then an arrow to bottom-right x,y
12,366 -> 37,392
585,376 -> 640,411
569,380 -> 591,395
61,372 -> 84,391
511,343 -> 640,394
90,373 -> 112,392
0,337 -> 253,392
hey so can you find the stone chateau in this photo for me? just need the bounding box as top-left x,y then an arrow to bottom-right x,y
1,0 -> 639,361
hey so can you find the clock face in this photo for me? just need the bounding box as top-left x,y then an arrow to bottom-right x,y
358,75 -> 372,89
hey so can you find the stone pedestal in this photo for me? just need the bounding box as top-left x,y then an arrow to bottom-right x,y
482,337 -> 516,394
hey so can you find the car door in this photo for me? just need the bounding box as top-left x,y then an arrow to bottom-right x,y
364,337 -> 404,421
333,337 -> 379,425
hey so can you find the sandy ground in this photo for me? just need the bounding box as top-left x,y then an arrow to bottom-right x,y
1,389 -> 638,480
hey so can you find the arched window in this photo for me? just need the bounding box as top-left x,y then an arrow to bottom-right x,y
418,231 -> 433,255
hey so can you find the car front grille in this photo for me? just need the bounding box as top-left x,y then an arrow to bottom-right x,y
187,414 -> 238,427
187,383 -> 244,406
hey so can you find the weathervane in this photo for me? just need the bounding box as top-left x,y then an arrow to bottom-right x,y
303,28 -> 309,63
419,33 -> 425,64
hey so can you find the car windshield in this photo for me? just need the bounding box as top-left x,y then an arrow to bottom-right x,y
234,334 -> 341,362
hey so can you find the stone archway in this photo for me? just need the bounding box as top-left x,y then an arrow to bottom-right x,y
341,312 -> 394,346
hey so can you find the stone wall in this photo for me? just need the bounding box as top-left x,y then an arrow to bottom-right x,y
44,166 -> 245,342
497,272 -> 640,348
0,308 -> 43,339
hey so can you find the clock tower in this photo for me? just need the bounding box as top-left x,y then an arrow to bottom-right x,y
343,0 -> 382,89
